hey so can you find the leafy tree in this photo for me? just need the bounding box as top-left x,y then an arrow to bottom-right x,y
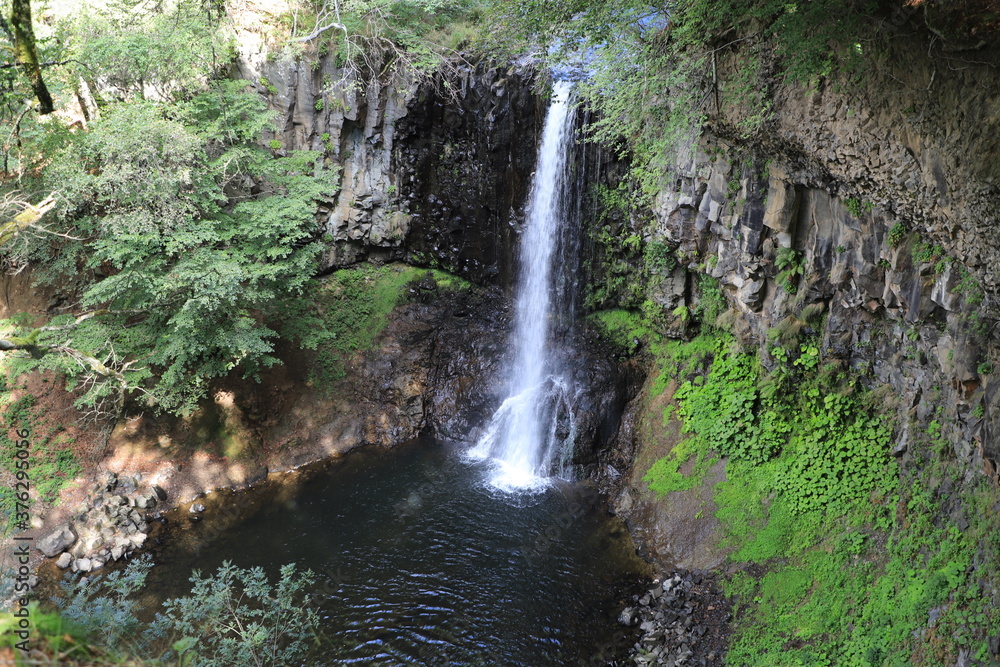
1,85 -> 335,416
289,0 -> 484,81
66,0 -> 227,102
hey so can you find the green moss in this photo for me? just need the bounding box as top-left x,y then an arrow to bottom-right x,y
640,329 -> 1000,665
0,385 -> 83,536
281,264 -> 469,390
643,436 -> 718,494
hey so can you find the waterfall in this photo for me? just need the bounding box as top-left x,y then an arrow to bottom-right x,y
468,80 -> 579,492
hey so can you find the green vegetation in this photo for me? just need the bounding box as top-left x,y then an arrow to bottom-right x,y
638,328 -> 1000,666
584,183 -> 648,310
0,602 -> 128,665
0,2 -> 346,417
954,266 -> 985,306
888,223 -> 907,248
280,0 -> 484,75
0,0 -> 489,421
844,197 -> 875,218
484,0 -> 880,195
775,247 -> 804,294
49,555 -> 320,666
0,387 -> 81,536
281,264 -> 471,388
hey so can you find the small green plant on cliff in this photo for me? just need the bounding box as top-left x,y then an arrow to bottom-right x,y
888,223 -> 907,248
585,183 -> 649,310
775,247 -> 804,294
692,275 -> 727,333
259,77 -> 278,94
844,197 -> 874,218
953,267 -> 984,306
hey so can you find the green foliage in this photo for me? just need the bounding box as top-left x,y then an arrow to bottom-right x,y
59,554 -> 154,652
65,0 -> 227,102
0,602 -> 114,663
587,309 -> 657,357
693,274 -> 726,332
281,265 -> 467,388
888,223 -> 907,248
953,267 -> 984,306
483,0 -> 880,194
643,436 -> 718,494
0,387 -> 81,535
54,555 -> 320,666
584,182 -> 649,310
775,390 -> 897,515
644,240 -> 677,274
7,79 -> 335,415
914,240 -> 946,266
843,197 -> 874,218
292,0 -> 485,75
674,347 -> 783,465
155,561 -> 320,667
774,247 -> 804,294
641,326 -> 997,665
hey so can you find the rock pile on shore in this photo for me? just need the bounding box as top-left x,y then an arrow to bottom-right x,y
620,570 -> 730,666
36,472 -> 166,573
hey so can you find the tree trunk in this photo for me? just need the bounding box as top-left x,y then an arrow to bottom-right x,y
9,0 -> 54,114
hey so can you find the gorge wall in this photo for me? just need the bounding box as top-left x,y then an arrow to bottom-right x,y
604,28 -> 1000,577
238,47 -> 541,286
239,28 -> 1000,508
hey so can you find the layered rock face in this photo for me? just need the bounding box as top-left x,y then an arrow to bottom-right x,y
608,31 -> 1000,569
238,47 -> 541,286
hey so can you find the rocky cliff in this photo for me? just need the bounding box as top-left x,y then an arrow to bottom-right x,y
603,28 -> 1000,573
237,44 -> 542,286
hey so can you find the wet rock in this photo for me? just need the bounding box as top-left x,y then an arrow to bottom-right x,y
189,503 -> 206,514
37,524 -> 77,557
623,569 -> 731,665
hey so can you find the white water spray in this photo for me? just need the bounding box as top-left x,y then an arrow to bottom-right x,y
468,81 -> 578,492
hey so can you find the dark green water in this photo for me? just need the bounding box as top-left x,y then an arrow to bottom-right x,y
141,439 -> 650,665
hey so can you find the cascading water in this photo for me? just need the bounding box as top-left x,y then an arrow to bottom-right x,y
468,80 -> 580,491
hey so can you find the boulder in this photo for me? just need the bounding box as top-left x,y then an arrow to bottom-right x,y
37,524 -> 77,558
55,553 -> 73,569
